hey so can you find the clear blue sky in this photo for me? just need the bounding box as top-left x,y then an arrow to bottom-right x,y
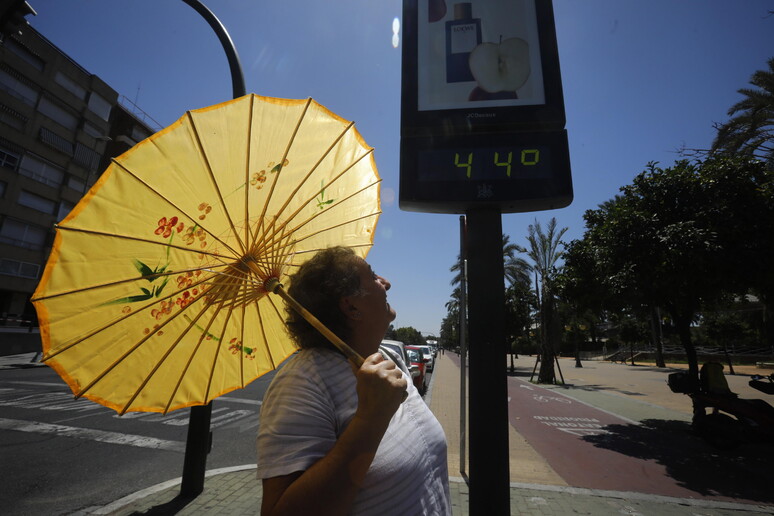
29,0 -> 774,336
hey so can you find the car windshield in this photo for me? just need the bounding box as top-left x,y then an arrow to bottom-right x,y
382,343 -> 400,356
406,349 -> 420,362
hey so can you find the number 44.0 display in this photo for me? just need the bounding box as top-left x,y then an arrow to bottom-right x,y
401,129 -> 571,213
449,148 -> 543,179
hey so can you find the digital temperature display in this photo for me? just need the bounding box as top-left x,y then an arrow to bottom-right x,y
417,145 -> 551,182
399,129 -> 572,214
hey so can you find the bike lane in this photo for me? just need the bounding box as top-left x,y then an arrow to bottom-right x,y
507,375 -> 696,498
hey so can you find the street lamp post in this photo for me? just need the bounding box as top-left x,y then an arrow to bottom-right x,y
177,0 -> 245,498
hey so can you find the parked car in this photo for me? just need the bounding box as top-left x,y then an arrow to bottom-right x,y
405,345 -> 429,395
381,339 -> 420,383
417,344 -> 435,372
380,339 -> 408,363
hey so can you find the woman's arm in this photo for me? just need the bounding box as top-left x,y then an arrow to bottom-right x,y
261,352 -> 407,516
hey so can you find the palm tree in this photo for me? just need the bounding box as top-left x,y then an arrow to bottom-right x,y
450,234 -> 530,288
503,235 -> 531,288
712,57 -> 774,166
446,233 -> 532,358
525,218 -> 568,384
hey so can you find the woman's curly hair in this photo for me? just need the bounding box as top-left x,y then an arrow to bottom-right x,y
285,246 -> 364,350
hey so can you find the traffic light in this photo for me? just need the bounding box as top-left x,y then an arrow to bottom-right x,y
0,0 -> 36,38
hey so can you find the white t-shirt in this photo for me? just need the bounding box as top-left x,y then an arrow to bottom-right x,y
256,346 -> 452,516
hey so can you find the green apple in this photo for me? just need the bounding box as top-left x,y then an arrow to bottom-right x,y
468,37 -> 530,93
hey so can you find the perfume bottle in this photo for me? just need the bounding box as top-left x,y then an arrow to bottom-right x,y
445,2 -> 481,83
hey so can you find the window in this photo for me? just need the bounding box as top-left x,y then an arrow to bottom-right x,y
38,127 -> 73,156
57,201 -> 74,221
0,102 -> 27,130
18,190 -> 56,214
54,71 -> 87,100
0,67 -> 39,105
0,218 -> 46,250
87,92 -> 112,121
38,96 -> 78,131
82,121 -> 103,138
67,175 -> 85,193
18,154 -> 64,187
0,258 -> 40,279
4,38 -> 44,71
74,143 -> 100,171
0,147 -> 20,170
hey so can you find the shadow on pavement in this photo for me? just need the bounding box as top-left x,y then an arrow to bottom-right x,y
129,494 -> 195,515
583,418 -> 774,504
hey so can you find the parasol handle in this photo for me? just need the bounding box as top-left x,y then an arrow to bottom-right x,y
264,278 -> 365,368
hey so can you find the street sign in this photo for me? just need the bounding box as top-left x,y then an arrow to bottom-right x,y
399,0 -> 572,213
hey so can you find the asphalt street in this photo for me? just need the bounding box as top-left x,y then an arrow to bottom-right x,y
0,362 -> 273,515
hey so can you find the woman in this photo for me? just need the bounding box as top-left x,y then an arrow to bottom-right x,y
256,247 -> 451,516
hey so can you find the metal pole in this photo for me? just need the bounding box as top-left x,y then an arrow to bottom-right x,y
181,0 -> 246,99
180,403 -> 213,497
466,208 -> 510,515
459,215 -> 468,480
178,0 -> 246,497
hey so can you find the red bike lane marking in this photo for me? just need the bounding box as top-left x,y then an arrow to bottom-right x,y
508,376 -> 696,497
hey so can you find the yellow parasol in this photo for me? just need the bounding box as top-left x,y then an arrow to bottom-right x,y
32,94 -> 379,415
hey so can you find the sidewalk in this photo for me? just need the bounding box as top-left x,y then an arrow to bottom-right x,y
5,351 -> 774,515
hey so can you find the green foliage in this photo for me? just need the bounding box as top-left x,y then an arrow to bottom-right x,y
581,157 -> 772,310
712,57 -> 774,165
563,155 -> 774,375
393,326 -> 426,347
439,312 -> 459,351
524,217 -> 568,383
504,282 -> 534,349
384,324 -> 397,340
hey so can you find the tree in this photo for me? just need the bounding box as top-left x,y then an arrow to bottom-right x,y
712,57 -> 774,167
569,157 -> 774,380
558,237 -> 617,362
525,218 -> 568,383
439,312 -> 458,352
561,235 -> 666,367
384,324 -> 397,340
394,326 -> 425,347
449,234 -> 530,289
446,233 -> 532,357
504,281 -> 535,370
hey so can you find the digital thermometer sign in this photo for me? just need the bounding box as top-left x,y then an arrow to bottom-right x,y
399,0 -> 572,214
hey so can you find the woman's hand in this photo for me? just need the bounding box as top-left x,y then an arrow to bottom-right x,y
352,352 -> 408,427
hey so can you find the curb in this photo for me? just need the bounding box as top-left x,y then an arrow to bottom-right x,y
90,464 -> 257,515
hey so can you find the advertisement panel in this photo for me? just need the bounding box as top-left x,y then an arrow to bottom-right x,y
417,0 -> 545,112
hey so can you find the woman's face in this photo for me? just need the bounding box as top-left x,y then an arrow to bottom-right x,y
352,258 -> 396,331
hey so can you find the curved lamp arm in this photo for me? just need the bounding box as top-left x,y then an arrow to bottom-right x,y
181,0 -> 246,99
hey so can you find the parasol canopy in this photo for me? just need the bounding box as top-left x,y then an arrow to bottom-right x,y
32,94 -> 381,415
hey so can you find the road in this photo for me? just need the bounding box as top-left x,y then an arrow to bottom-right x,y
0,362 -> 274,515
0,355 -> 433,515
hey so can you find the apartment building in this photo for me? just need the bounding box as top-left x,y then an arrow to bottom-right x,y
0,24 -> 158,323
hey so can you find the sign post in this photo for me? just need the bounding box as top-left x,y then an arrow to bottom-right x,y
465,207 -> 510,513
399,1 -> 571,513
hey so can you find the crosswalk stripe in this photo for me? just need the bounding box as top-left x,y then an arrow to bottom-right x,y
0,417 -> 185,452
